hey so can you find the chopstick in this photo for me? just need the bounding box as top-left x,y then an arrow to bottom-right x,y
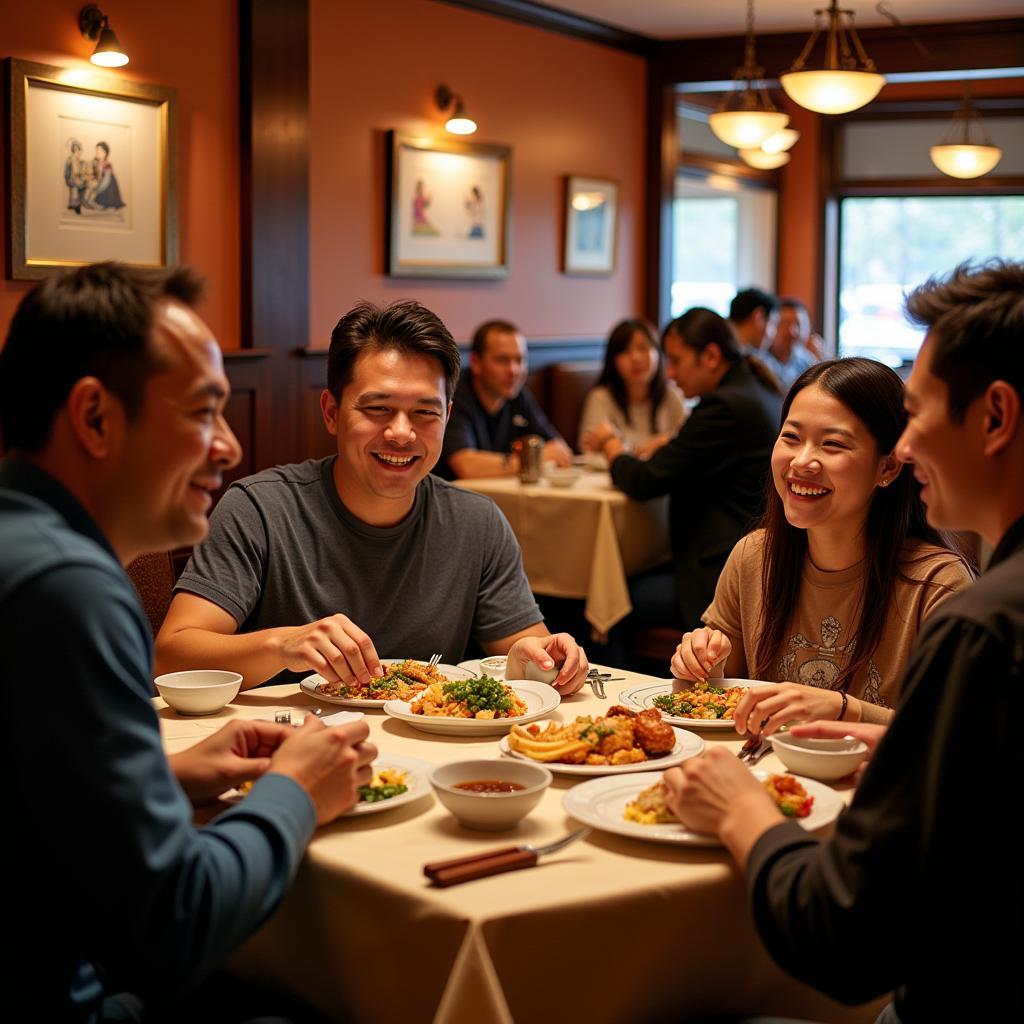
424,847 -> 537,887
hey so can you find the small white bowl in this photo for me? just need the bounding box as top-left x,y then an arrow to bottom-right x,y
154,670 -> 243,716
545,467 -> 583,488
768,733 -> 868,781
478,656 -> 507,680
430,759 -> 551,830
519,661 -> 560,686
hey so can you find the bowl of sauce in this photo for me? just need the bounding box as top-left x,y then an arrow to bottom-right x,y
430,759 -> 552,830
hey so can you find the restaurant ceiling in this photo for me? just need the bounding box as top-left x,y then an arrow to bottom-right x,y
542,0 -> 1023,40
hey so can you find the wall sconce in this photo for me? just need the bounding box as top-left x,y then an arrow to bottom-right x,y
781,1 -> 884,115
435,84 -> 477,136
79,5 -> 129,68
708,0 -> 789,150
930,86 -> 1003,179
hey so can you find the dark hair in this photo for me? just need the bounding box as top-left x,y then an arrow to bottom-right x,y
665,307 -> 783,396
778,297 -> 809,316
729,287 -> 777,324
470,319 -> 520,358
595,318 -> 667,431
754,357 -> 973,689
328,300 -> 460,402
96,141 -> 110,157
0,262 -> 203,452
904,260 -> 1024,423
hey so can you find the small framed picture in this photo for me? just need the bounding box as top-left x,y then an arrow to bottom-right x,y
386,132 -> 510,279
563,175 -> 619,276
6,58 -> 177,280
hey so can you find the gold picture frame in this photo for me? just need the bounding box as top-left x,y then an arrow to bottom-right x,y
6,58 -> 177,280
563,175 -> 619,276
387,131 -> 510,279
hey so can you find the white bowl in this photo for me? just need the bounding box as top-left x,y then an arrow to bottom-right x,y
545,467 -> 583,488
154,670 -> 243,715
768,733 -> 868,781
478,656 -> 507,680
430,759 -> 551,831
519,661 -> 559,686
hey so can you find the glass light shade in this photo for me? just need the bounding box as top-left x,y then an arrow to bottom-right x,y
708,109 -> 789,149
445,115 -> 477,136
739,148 -> 791,169
780,70 -> 884,114
90,27 -> 129,67
929,144 -> 1003,179
761,128 -> 800,154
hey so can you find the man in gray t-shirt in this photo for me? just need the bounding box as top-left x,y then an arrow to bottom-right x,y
155,300 -> 589,694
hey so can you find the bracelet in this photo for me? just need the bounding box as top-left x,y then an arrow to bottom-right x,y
837,691 -> 849,721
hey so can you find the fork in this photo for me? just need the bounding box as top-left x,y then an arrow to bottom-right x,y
427,653 -> 443,669
737,732 -> 771,766
586,669 -> 607,699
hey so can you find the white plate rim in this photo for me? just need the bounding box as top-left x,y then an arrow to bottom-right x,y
562,769 -> 844,846
343,752 -> 435,817
617,678 -> 775,730
382,678 -> 560,734
300,660 -> 476,707
497,721 -> 705,776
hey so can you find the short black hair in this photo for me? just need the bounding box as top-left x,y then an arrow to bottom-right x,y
470,319 -> 520,358
778,297 -> 809,315
729,287 -> 777,324
904,260 -> 1024,423
0,262 -> 203,452
664,306 -> 743,363
328,300 -> 460,402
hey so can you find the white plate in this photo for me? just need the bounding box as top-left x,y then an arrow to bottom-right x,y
617,678 -> 774,730
383,679 -> 560,736
300,660 -> 475,708
498,721 -> 705,776
343,753 -> 434,817
563,770 -> 844,846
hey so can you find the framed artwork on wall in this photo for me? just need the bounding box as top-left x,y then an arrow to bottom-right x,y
5,58 -> 177,280
563,175 -> 618,276
387,132 -> 510,279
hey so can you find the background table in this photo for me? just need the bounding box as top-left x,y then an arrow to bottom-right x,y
454,472 -> 669,636
159,670 -> 884,1024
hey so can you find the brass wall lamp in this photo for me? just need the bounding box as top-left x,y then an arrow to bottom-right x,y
79,5 -> 129,68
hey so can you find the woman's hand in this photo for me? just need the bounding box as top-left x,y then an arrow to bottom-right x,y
732,682 -> 850,737
670,628 -> 731,682
580,420 -> 618,454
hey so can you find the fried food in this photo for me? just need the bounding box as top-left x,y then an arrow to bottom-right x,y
763,774 -> 814,818
508,709 -> 675,766
358,767 -> 409,803
623,781 -> 675,825
652,681 -> 747,720
410,676 -> 527,719
316,659 -> 452,701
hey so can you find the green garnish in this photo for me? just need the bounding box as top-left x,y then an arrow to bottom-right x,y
441,675 -> 514,714
358,783 -> 408,803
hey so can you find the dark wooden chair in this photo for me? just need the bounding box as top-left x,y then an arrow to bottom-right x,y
126,551 -> 177,637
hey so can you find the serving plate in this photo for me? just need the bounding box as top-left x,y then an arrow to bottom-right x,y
383,679 -> 560,736
498,721 -> 704,776
617,678 -> 774,730
300,659 -> 475,708
563,770 -> 843,847
343,753 -> 434,817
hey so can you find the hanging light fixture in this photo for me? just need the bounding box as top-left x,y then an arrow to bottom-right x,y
79,5 -> 129,68
781,1 -> 884,115
930,86 -> 1003,179
761,128 -> 800,154
740,148 -> 791,169
435,84 -> 477,136
708,0 -> 789,150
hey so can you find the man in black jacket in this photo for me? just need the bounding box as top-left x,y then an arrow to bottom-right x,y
588,307 -> 783,628
663,261 -> 1024,1022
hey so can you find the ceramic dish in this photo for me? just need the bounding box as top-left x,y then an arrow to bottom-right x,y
617,679 -> 774,730
300,660 -> 475,708
383,679 -> 560,736
344,753 -> 434,817
563,770 -> 844,846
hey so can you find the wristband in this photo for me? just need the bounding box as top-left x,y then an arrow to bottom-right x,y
838,691 -> 849,721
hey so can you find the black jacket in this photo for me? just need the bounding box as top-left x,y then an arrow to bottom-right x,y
611,357 -> 782,626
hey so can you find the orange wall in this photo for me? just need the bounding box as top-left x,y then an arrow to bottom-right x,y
777,76 -> 1024,318
0,0 -> 240,347
308,0 -> 647,346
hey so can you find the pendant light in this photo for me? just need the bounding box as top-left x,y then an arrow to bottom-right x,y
708,0 -> 789,150
740,148 -> 791,169
930,86 -> 1003,179
781,1 -> 885,115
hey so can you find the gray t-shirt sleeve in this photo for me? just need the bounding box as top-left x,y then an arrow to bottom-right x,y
471,499 -> 543,643
174,484 -> 269,626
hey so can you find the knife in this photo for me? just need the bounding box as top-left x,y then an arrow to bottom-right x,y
423,828 -> 590,887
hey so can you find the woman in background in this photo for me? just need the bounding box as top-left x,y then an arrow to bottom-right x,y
579,318 -> 686,459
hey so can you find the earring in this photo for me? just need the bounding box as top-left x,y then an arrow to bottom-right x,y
880,477 -> 889,486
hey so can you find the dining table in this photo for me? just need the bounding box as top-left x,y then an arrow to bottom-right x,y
158,666 -> 884,1024
452,470 -> 670,638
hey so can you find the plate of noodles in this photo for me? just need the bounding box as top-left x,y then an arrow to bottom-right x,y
300,659 -> 475,708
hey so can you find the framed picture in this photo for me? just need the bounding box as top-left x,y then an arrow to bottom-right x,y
6,58 -> 177,280
387,132 -> 510,279
563,175 -> 619,276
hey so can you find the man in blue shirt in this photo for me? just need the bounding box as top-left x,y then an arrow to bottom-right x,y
761,297 -> 820,389
0,263 -> 376,1022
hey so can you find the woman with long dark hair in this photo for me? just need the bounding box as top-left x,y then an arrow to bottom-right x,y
670,357 -> 974,730
579,318 -> 686,458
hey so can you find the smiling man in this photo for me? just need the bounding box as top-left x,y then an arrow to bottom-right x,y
662,261 -> 1024,1022
156,300 -> 588,692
